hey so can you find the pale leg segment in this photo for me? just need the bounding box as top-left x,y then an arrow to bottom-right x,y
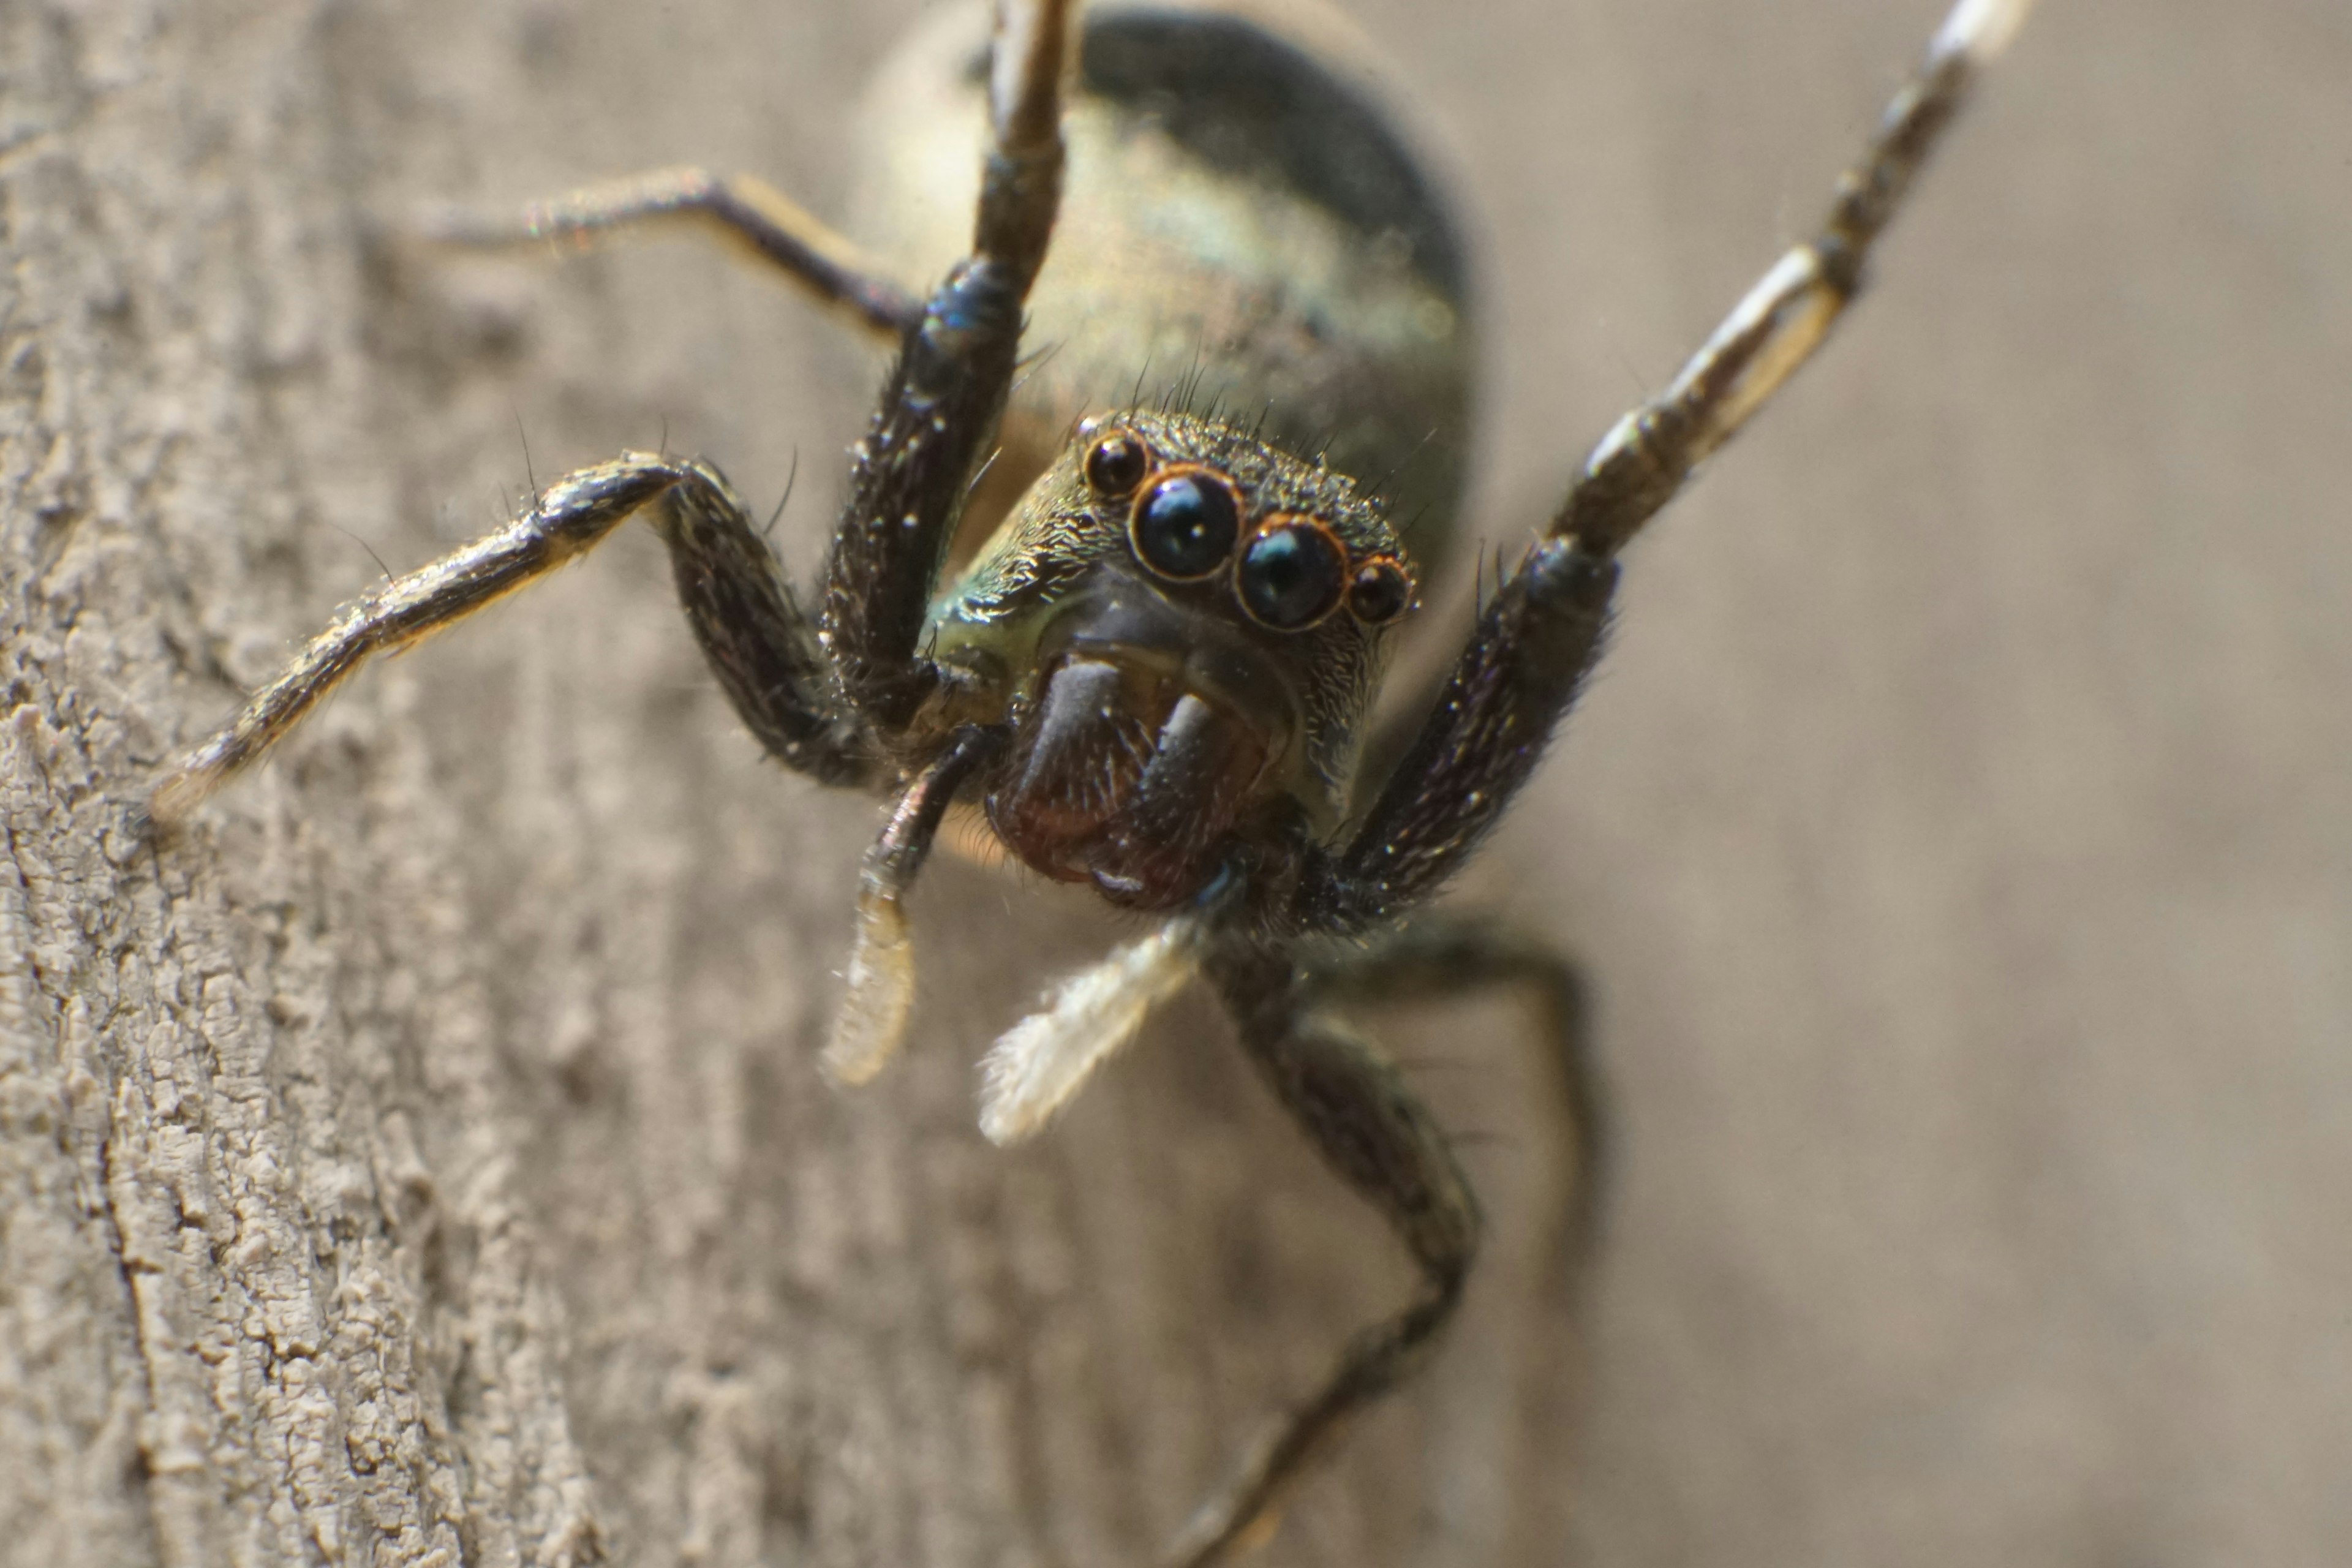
146,456 -> 688,829
416,167 -> 921,339
1553,0 -> 2039,558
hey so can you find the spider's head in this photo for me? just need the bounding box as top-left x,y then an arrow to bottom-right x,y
925,411 -> 1417,907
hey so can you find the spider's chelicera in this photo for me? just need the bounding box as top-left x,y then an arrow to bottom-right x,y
144,0 -> 2035,1560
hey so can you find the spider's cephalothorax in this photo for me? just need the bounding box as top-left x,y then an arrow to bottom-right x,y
144,0 -> 2035,1560
927,410 -> 1416,905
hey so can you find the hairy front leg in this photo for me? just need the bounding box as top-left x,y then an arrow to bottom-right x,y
1308,0 -> 2032,933
1300,538 -> 1618,933
818,0 -> 1074,734
146,454 -> 873,828
655,467 -> 875,787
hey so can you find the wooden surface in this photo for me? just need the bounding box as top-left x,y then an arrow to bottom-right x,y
4,1 -> 2348,1566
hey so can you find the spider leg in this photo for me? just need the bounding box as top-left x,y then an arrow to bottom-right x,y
1302,0 -> 2032,931
826,724 -> 1005,1087
146,454 -> 873,829
1300,538 -> 1618,933
1170,942 -> 1481,1568
415,167 -> 921,339
1556,0 -> 2035,558
654,465 -> 874,787
1301,918 -> 1605,1261
819,0 -> 1072,735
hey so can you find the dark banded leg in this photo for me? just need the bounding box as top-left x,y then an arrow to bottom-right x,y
145,454 -> 872,829
1299,0 -> 2031,936
1301,918 -> 1606,1258
1172,944 -> 1481,1568
417,167 -> 921,339
1555,0 -> 2034,557
818,0 -> 1072,733
1298,538 -> 1618,934
654,467 -> 874,788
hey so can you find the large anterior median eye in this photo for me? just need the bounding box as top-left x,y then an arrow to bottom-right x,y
1237,519 -> 1347,631
1130,472 -> 1240,581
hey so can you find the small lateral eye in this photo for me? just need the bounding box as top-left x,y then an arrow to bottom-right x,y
1347,557 -> 1414,624
1237,519 -> 1348,631
1130,471 -> 1240,580
1084,429 -> 1151,497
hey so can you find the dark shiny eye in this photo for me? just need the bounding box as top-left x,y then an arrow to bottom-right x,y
1347,558 -> 1413,624
1237,520 -> 1347,630
1129,472 -> 1240,580
1084,430 -> 1150,497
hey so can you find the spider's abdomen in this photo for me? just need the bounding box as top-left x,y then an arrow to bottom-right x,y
849,0 -> 1475,564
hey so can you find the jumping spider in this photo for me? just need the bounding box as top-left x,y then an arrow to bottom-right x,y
146,0 -> 2035,1560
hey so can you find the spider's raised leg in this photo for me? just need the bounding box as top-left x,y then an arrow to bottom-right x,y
1301,0 -> 2034,933
797,0 -> 1073,1088
1170,941 -> 1482,1568
1558,0 -> 2034,559
818,0 -> 1072,734
1300,536 -> 1619,934
417,167 -> 921,339
145,454 -> 872,827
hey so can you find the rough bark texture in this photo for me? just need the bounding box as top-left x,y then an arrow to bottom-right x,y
5,2 -> 2348,1567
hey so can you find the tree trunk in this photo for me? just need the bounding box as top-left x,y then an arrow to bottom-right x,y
7,2 -> 2349,1567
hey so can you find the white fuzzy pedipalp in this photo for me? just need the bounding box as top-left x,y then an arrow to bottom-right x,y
978,916 -> 1204,1145
823,888 -> 914,1087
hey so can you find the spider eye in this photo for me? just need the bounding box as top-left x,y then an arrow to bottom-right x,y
1130,472 -> 1240,580
1347,558 -> 1413,624
1237,520 -> 1347,631
1084,430 -> 1150,497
